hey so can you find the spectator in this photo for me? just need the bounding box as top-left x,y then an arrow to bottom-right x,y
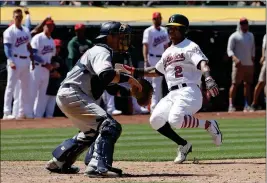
67,23 -> 93,70
227,17 -> 255,112
44,39 -> 68,118
250,34 -> 266,111
60,1 -> 81,6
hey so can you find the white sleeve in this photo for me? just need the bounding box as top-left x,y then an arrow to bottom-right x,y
142,29 -> 149,44
263,35 -> 266,50
31,35 -> 39,49
3,29 -> 13,44
155,58 -> 165,74
91,51 -> 113,76
186,45 -> 209,67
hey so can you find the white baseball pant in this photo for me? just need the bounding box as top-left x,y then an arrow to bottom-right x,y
145,55 -> 163,112
3,58 -> 31,117
150,84 -> 203,130
12,80 -> 21,117
44,95 -> 56,118
102,91 -> 116,114
29,64 -> 50,118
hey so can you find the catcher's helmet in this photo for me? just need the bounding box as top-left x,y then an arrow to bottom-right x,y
96,21 -> 132,39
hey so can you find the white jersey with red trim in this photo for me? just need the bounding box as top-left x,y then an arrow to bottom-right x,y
155,38 -> 208,89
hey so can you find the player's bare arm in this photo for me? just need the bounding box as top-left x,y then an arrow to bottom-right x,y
27,43 -> 35,70
115,64 -> 161,78
198,60 -> 219,97
143,43 -> 150,67
31,16 -> 51,36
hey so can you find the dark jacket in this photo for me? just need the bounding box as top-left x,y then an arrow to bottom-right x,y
46,55 -> 69,96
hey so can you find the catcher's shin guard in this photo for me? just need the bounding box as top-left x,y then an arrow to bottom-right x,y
49,131 -> 96,173
85,117 -> 122,176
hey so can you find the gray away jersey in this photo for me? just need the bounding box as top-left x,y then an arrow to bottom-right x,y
61,45 -> 113,98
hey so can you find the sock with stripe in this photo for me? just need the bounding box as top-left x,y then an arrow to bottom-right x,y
181,115 -> 209,129
157,122 -> 187,146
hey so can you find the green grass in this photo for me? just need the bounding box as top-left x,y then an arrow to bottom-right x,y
1,118 -> 265,161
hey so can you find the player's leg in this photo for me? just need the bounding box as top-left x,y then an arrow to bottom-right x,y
45,95 -> 56,118
34,70 -> 49,118
228,64 -> 242,112
167,85 -> 222,163
150,76 -> 163,112
12,81 -> 20,118
3,62 -> 19,120
28,67 -> 40,118
251,64 -> 265,111
149,95 -> 188,149
243,66 -> 254,112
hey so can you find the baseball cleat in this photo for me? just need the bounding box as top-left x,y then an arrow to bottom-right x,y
2,114 -> 15,120
84,166 -> 108,178
174,142 -> 192,164
45,160 -> 80,174
206,120 -> 222,146
228,106 -> 236,113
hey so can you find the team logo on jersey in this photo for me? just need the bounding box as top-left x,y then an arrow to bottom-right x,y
163,53 -> 185,69
41,45 -> 54,55
15,36 -> 29,47
153,35 -> 167,47
187,46 -> 207,60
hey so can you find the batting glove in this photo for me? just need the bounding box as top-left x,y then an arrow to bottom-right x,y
205,76 -> 219,97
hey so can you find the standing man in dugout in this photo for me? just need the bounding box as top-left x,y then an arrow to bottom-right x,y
142,12 -> 170,113
227,17 -> 255,112
67,23 -> 93,70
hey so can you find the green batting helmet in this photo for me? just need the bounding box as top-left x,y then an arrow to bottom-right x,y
166,14 -> 189,27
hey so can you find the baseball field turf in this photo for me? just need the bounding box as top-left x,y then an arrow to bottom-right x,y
1,118 -> 265,161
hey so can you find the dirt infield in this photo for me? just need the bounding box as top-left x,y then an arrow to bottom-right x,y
1,111 -> 266,183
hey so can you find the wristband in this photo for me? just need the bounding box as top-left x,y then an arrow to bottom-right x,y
203,71 -> 211,80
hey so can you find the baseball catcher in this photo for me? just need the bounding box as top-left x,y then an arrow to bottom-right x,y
45,21 -> 143,177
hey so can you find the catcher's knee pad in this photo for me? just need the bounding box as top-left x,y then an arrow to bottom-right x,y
168,112 -> 184,129
149,113 -> 166,130
87,117 -> 122,172
52,131 -> 96,167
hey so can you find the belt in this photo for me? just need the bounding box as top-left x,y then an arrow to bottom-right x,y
169,83 -> 187,91
149,53 -> 162,58
14,54 -> 28,59
35,63 -> 46,67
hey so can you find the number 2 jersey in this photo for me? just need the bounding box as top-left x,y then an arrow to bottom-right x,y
155,38 -> 208,89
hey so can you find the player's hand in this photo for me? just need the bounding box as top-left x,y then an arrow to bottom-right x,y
50,70 -> 61,78
115,63 -> 135,76
205,76 -> 219,97
128,77 -> 142,93
9,61 -> 16,70
24,7 -> 30,15
31,62 -> 35,70
144,61 -> 150,68
44,63 -> 53,71
234,59 -> 242,68
260,56 -> 265,65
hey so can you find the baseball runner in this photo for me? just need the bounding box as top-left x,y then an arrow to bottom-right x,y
2,9 -> 32,120
45,21 -> 142,176
29,19 -> 56,118
118,14 -> 223,164
142,12 -> 169,112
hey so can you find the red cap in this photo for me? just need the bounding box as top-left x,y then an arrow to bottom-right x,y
240,17 -> 248,24
45,19 -> 55,25
75,23 -> 85,31
54,39 -> 62,47
152,12 -> 161,19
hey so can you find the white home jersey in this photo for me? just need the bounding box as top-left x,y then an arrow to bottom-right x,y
155,39 -> 208,89
3,24 -> 31,56
263,34 -> 266,57
31,32 -> 56,64
62,45 -> 113,96
142,26 -> 169,55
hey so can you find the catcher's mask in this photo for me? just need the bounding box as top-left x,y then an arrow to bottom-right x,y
96,21 -> 132,53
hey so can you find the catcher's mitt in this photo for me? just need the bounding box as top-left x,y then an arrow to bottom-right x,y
131,78 -> 153,106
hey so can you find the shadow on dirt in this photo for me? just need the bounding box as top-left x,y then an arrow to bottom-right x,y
122,173 -> 217,178
197,162 -> 265,165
